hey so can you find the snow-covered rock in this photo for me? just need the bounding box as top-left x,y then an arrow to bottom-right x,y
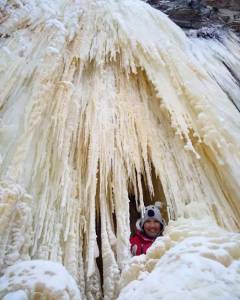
0,260 -> 81,299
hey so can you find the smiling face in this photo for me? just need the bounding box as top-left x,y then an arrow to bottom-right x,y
143,219 -> 161,238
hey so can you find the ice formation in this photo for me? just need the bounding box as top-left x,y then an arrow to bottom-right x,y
118,219 -> 240,300
0,0 -> 240,299
0,260 -> 81,299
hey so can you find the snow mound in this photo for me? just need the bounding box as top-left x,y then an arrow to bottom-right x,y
0,260 -> 81,300
118,219 -> 240,300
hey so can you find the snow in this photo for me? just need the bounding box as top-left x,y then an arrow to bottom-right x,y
0,260 -> 81,299
0,0 -> 240,299
118,219 -> 240,300
3,290 -> 28,300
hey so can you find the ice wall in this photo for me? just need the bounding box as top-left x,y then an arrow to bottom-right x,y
0,0 -> 240,299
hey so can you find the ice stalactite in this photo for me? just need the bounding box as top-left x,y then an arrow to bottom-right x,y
0,0 -> 240,299
0,181 -> 33,269
189,30 -> 240,112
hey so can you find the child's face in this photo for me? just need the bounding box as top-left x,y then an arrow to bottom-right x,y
143,219 -> 161,238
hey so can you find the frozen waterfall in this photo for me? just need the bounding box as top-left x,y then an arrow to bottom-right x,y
0,0 -> 240,299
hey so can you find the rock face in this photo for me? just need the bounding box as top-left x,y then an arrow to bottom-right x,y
147,0 -> 240,33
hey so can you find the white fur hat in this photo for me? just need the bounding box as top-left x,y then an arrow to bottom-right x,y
136,202 -> 165,232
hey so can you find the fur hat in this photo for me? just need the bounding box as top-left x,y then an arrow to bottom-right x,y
136,202 -> 165,232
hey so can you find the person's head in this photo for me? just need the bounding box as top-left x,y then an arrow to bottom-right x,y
140,204 -> 164,238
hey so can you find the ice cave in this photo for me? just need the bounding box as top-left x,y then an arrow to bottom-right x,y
0,0 -> 240,299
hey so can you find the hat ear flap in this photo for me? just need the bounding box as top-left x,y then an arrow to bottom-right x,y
159,218 -> 166,233
136,218 -> 143,231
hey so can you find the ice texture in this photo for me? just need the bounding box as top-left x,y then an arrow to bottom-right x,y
118,219 -> 240,300
0,0 -> 240,299
0,260 -> 81,299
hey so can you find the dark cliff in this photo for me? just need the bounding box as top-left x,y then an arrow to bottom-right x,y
147,0 -> 240,34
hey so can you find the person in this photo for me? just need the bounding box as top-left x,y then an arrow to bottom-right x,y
130,203 -> 165,256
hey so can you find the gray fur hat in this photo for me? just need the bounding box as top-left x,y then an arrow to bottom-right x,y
136,202 -> 165,232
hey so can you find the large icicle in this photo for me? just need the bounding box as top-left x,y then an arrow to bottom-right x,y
0,0 -> 240,299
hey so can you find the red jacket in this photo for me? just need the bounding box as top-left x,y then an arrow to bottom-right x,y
130,230 -> 156,255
